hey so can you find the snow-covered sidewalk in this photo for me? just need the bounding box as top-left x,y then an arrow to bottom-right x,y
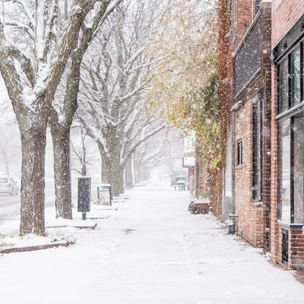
0,181 -> 304,304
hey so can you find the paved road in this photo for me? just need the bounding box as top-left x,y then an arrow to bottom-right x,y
0,180 -> 304,304
0,177 -> 95,223
0,179 -> 57,223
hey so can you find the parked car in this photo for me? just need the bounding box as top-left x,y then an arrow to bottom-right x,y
0,176 -> 19,195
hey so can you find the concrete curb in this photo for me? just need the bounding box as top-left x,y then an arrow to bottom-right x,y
0,242 -> 70,254
46,223 -> 98,230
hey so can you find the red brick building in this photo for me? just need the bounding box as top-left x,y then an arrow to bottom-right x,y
221,0 -> 272,249
270,0 -> 304,273
218,0 -> 304,275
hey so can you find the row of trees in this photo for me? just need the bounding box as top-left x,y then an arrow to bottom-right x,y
0,0 -> 127,235
76,0 -> 166,196
145,0 -> 223,201
0,0 -> 173,236
0,0 -> 222,236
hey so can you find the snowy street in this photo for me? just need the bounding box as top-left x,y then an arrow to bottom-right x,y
0,180 -> 304,304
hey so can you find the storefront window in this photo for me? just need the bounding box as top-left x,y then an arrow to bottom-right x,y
291,47 -> 301,107
293,114 -> 304,223
278,58 -> 289,113
277,42 -> 304,225
278,116 -> 304,224
279,119 -> 291,222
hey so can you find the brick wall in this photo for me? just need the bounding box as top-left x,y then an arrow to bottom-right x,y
232,0 -> 254,48
271,0 -> 304,271
290,229 -> 304,270
277,226 -> 304,271
234,92 -> 265,248
260,4 -> 272,252
232,3 -> 272,249
272,0 -> 304,45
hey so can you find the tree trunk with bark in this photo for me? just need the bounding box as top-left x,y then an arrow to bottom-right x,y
0,1 -> 110,235
49,0 -> 122,218
20,122 -> 47,236
125,157 -> 133,189
101,149 -> 124,197
50,123 -> 73,219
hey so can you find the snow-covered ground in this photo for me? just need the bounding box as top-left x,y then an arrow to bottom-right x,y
0,180 -> 303,304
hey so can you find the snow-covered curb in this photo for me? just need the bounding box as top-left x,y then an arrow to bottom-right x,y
0,241 -> 71,254
0,202 -> 117,255
0,222 -> 80,255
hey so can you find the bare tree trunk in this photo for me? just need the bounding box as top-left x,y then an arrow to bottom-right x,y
118,170 -> 125,194
125,157 -> 133,189
101,150 -> 124,197
134,165 -> 141,184
101,150 -> 110,184
50,124 -> 72,219
20,124 -> 47,236
0,1 -> 122,236
133,158 -> 143,184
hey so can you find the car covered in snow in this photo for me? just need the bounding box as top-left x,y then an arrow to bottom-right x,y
0,175 -> 19,195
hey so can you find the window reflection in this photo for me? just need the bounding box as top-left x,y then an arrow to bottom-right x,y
279,58 -> 289,113
291,47 -> 301,107
293,114 -> 304,223
280,119 -> 291,222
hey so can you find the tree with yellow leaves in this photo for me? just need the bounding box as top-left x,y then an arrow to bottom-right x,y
145,0 -> 222,203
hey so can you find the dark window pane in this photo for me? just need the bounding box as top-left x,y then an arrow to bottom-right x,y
237,140 -> 243,166
279,58 -> 289,113
252,94 -> 262,201
291,47 -> 301,107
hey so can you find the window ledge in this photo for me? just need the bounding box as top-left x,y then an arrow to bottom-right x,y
277,220 -> 303,229
276,101 -> 304,120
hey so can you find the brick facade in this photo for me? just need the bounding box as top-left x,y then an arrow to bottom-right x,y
234,96 -> 265,247
272,0 -> 304,45
231,2 -> 272,249
270,0 -> 304,274
218,0 -> 304,275
231,0 -> 255,47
